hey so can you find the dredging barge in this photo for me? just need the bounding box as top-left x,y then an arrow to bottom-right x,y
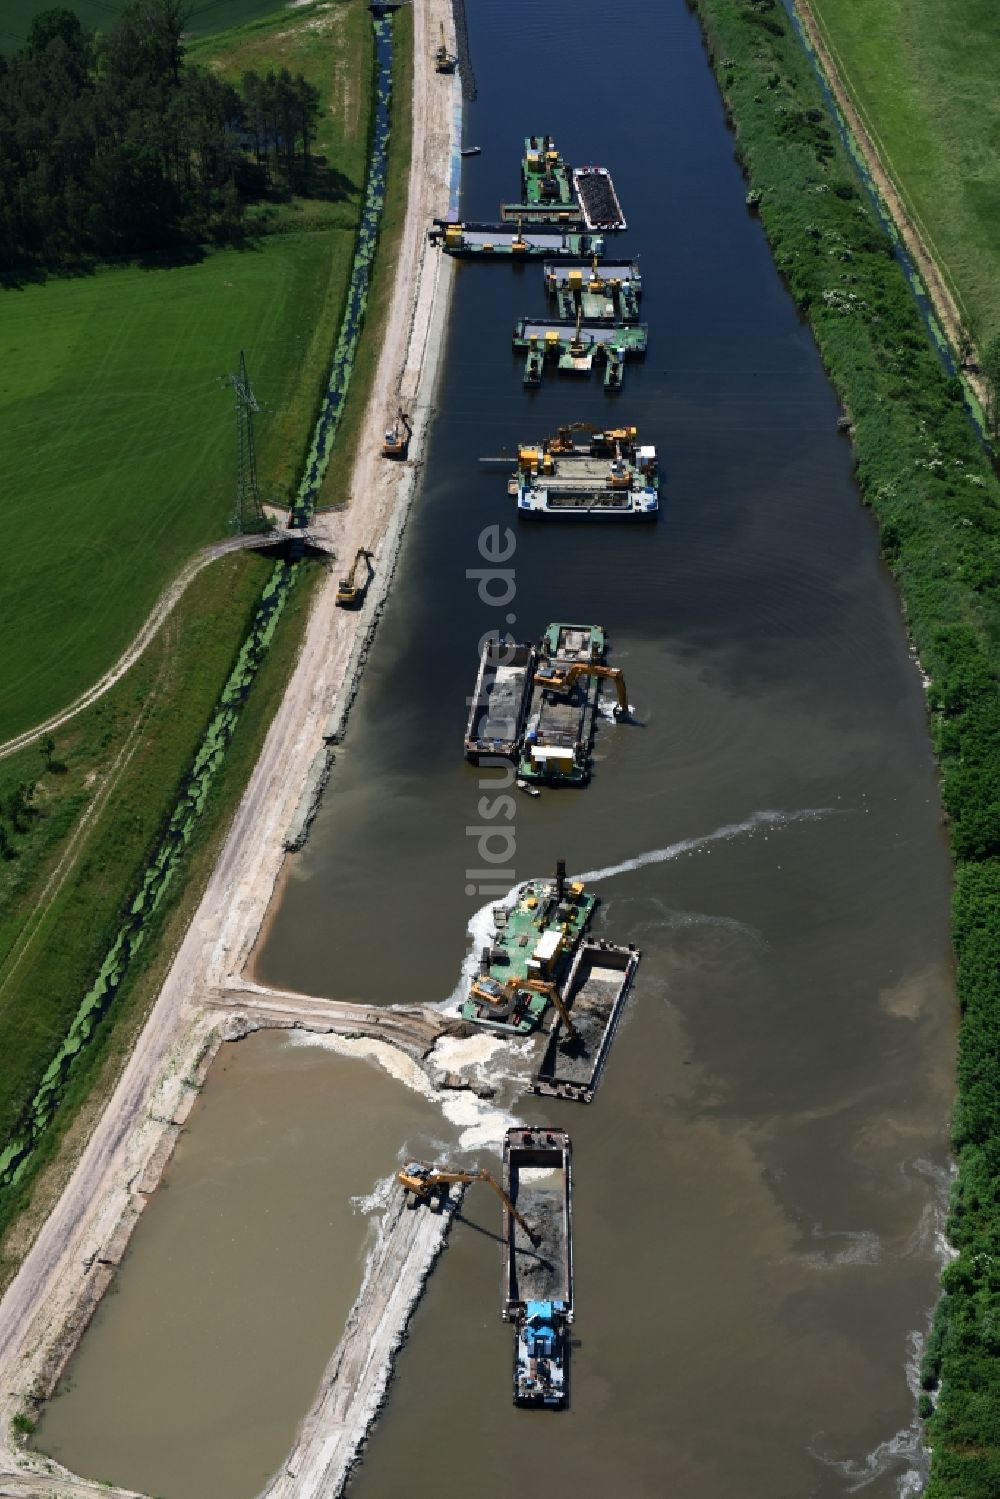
503,1125 -> 574,1408
512,425 -> 659,518
544,258 -> 642,322
460,860 -> 596,1034
464,622 -> 628,783
520,622 -> 627,784
532,940 -> 641,1103
432,220 -> 606,259
514,316 -> 647,388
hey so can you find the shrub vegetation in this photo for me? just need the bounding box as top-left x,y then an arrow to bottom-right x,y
692,1 -> 1000,1492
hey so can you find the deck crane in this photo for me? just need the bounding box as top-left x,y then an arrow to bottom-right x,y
534,661 -> 630,718
336,547 -> 372,607
548,421 -> 598,454
398,1162 -> 541,1246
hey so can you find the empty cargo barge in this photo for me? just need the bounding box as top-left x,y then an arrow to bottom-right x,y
503,1125 -> 574,1408
464,642 -> 537,762
460,860 -> 596,1034
532,940 -> 641,1103
513,426 -> 659,517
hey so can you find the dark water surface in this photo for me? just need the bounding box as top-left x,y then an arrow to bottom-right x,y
262,0 -> 954,1495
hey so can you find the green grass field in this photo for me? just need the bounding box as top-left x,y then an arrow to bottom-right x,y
0,0 -> 287,52
809,0 -> 1000,339
0,1 -> 371,740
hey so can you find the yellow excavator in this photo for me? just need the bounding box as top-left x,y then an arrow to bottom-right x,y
382,407 -> 410,459
336,547 -> 372,608
435,23 -> 456,72
398,1161 -> 541,1245
469,974 -> 580,1043
548,421 -> 597,454
534,661 -> 629,717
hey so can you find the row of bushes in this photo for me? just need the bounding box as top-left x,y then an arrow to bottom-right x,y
691,1 -> 1000,1492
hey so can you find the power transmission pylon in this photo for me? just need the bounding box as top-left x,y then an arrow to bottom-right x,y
229,351 -> 265,532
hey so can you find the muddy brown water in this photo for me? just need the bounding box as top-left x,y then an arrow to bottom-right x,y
37,0 -> 955,1493
34,1034 -> 446,1499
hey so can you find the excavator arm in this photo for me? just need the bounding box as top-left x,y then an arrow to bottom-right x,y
534,662 -> 629,714
397,1163 -> 539,1245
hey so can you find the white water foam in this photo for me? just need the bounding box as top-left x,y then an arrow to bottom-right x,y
576,806 -> 833,883
286,1031 -> 517,1152
802,1226 -> 883,1271
811,1154 -> 957,1496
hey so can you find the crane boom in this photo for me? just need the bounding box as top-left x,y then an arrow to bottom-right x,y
535,661 -> 629,714
398,1162 -> 539,1245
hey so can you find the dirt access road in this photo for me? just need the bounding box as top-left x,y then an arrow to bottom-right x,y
0,0 -> 463,1493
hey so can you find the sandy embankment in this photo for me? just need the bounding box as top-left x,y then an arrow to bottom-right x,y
0,1 -> 465,1494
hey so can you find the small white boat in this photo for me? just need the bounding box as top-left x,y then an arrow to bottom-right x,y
516,779 -> 541,798
460,146 -> 481,157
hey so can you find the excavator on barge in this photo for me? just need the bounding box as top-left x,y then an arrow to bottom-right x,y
533,660 -> 630,720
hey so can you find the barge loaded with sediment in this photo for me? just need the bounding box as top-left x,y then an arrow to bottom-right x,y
512,426 -> 659,517
502,1126 -> 574,1408
532,940 -> 640,1103
572,165 -> 627,230
464,641 -> 537,762
461,860 -> 596,1034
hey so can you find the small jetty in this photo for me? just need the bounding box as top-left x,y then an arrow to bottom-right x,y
532,940 -> 640,1103
503,1126 -> 574,1408
510,425 -> 659,518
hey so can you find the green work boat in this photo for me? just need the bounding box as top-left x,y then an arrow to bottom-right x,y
461,861 -> 597,1034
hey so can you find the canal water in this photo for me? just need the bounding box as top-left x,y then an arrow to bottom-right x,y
35,1034 -> 448,1499
37,0 -> 955,1494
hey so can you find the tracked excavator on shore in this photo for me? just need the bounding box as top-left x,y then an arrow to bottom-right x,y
336,547 -> 372,607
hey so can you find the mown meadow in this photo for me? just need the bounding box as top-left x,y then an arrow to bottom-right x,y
0,0 -> 371,741
807,0 -> 1000,342
692,1 -> 1000,1493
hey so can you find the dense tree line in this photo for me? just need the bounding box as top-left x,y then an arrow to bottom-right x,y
0,3 -> 321,264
